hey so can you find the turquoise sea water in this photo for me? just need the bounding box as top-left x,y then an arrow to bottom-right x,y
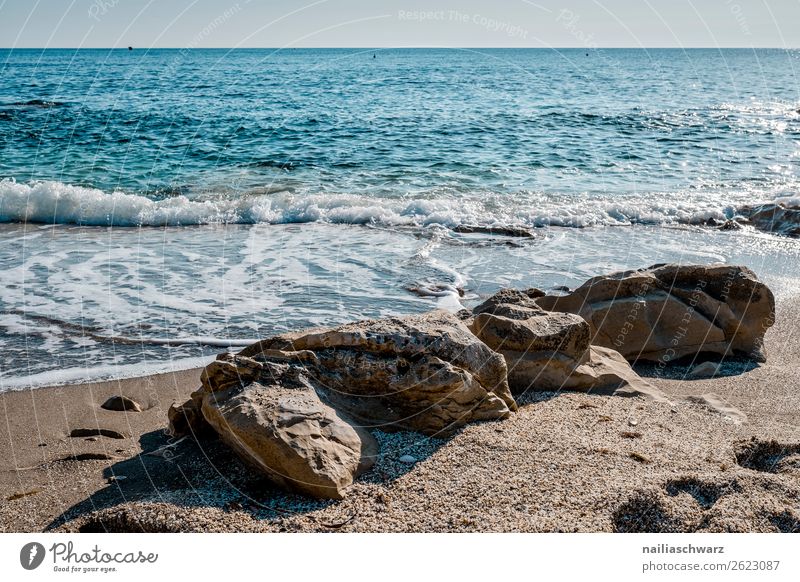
1,48 -> 799,386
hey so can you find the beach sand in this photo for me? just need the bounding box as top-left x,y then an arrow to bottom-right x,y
1,298 -> 798,533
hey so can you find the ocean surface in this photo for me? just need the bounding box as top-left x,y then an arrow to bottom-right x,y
1,48 -> 799,388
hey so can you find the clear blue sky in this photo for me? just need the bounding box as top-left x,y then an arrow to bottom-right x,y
1,0 -> 798,48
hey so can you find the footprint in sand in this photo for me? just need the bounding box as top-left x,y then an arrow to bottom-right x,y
734,438 -> 800,473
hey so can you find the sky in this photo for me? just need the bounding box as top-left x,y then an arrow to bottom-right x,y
1,0 -> 799,49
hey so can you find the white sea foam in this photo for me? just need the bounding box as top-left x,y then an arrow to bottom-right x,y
0,178 -> 789,230
0,356 -> 213,390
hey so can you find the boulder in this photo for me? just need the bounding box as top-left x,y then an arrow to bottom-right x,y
467,306 -> 660,399
200,359 -> 377,500
169,311 -> 517,499
239,310 -> 517,436
736,202 -> 800,238
533,264 -> 775,363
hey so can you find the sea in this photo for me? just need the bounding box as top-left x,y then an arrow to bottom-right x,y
1,48 -> 799,389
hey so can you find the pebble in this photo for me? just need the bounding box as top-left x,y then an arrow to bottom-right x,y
399,455 -> 418,464
689,361 -> 719,378
101,395 -> 143,412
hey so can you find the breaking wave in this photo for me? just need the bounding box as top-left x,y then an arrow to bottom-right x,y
0,178 -> 785,231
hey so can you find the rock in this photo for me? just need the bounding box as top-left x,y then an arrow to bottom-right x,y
717,219 -> 742,231
452,224 -> 535,238
472,288 -> 545,317
167,355 -> 257,438
571,346 -> 668,402
736,203 -> 800,238
471,310 -> 590,355
467,306 -> 661,400
689,361 -> 719,378
167,399 -> 205,438
101,395 -> 142,412
69,428 -> 126,439
199,360 -> 377,500
239,310 -> 517,436
200,352 -> 263,392
534,264 -> 775,363
173,310 -> 519,499
399,455 -> 417,464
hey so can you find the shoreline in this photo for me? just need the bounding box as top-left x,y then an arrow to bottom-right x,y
1,293 -> 798,532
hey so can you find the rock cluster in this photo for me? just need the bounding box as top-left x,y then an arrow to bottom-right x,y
465,291 -> 660,399
736,202 -> 800,238
534,264 -> 775,364
168,263 -> 774,500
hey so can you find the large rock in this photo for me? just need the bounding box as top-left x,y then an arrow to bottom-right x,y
239,310 -> 517,436
200,358 -> 377,500
168,311 -> 517,499
534,264 -> 775,363
736,202 -> 800,238
467,302 -> 660,399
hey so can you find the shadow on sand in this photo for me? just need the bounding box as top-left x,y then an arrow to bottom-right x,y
47,392 -> 565,532
46,425 -> 456,532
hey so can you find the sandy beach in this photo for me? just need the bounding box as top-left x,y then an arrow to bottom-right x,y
1,294 -> 797,533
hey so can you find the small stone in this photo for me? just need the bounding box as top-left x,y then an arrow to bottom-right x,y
689,361 -> 719,378
628,419 -> 639,427
101,395 -> 142,412
399,455 -> 418,464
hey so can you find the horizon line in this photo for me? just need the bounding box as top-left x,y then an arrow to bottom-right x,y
1,46 -> 796,50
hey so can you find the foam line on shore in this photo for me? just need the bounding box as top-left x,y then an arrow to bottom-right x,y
0,355 -> 212,391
